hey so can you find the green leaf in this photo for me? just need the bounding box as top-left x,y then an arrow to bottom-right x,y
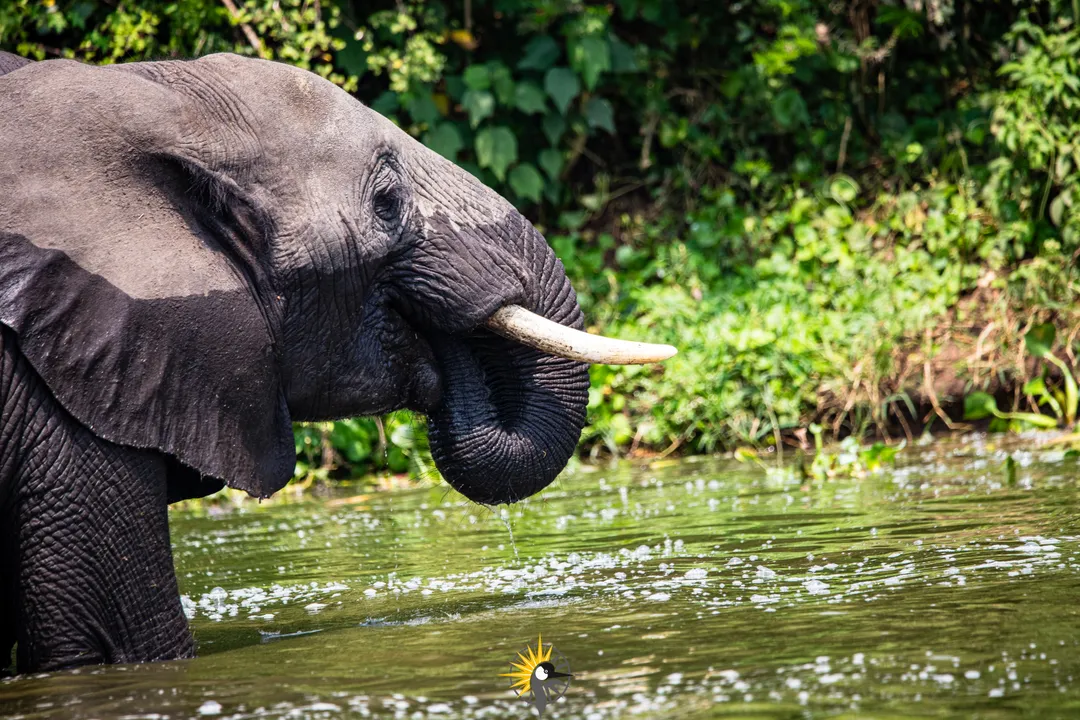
584,97 -> 616,133
445,75 -> 467,102
489,62 -> 516,105
570,36 -> 611,90
407,94 -> 440,126
1063,369 -> 1078,425
609,34 -> 637,72
389,422 -> 416,449
1050,194 -> 1066,226
509,163 -> 544,203
475,126 -> 518,181
335,38 -> 367,78
371,92 -> 400,117
518,36 -> 561,71
423,123 -> 464,161
1025,323 -> 1056,358
963,391 -> 998,420
559,210 -> 588,230
463,65 -> 491,91
1044,353 -> 1079,425
829,176 -> 859,204
544,67 -> 581,115
772,88 -> 808,129
538,148 -> 564,180
462,89 -> 495,128
1006,412 -> 1060,429
1023,376 -> 1048,397
542,113 -> 567,145
514,82 -> 548,114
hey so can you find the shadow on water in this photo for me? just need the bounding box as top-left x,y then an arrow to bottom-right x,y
3,433 -> 1080,718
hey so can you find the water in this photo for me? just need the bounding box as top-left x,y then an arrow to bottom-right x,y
3,434 -> 1080,718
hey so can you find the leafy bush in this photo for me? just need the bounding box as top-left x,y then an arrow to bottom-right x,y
8,1 -> 1080,483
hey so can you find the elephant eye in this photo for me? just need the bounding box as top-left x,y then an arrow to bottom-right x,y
373,186 -> 404,224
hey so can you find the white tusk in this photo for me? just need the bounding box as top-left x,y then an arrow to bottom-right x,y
485,305 -> 678,365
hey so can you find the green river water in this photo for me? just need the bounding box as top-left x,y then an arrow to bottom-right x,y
2,434 -> 1080,719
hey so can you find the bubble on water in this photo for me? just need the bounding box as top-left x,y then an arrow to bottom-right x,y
180,595 -> 196,620
803,579 -> 830,595
197,700 -> 222,715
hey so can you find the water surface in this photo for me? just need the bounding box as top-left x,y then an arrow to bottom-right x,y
3,434 -> 1080,718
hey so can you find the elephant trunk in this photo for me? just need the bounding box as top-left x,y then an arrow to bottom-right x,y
425,231 -> 589,505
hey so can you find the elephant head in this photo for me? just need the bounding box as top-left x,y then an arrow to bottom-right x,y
0,54 -> 672,505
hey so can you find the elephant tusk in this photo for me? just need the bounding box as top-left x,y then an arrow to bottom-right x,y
485,305 -> 678,365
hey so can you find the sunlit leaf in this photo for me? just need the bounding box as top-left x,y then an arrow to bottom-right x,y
1050,194 -> 1066,226
407,94 -> 440,125
475,126 -> 518,181
423,122 -> 464,161
509,163 -> 544,203
462,89 -> 494,128
1007,412 -> 1059,428
570,36 -> 610,90
489,62 -> 516,104
514,82 -> 547,114
1025,323 -> 1055,358
829,176 -> 859,204
463,65 -> 490,91
963,391 -> 998,420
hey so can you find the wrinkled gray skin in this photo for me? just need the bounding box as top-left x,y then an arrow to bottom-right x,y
0,52 -> 588,673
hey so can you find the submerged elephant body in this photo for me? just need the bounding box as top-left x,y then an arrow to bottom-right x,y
0,52 -> 590,672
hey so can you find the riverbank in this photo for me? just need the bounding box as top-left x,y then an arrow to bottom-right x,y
9,2 -> 1080,485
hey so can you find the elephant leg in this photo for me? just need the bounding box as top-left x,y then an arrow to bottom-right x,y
13,432 -> 195,672
0,578 -> 13,675
1,336 -> 195,672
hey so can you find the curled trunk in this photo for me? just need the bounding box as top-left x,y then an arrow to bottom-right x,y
424,238 -> 589,505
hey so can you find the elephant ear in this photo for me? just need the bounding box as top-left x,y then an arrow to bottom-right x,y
0,51 -> 31,76
0,58 -> 295,498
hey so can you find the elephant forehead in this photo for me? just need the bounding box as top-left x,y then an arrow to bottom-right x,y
407,155 -> 514,230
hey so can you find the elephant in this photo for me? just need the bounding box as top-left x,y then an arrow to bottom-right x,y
0,51 -> 674,674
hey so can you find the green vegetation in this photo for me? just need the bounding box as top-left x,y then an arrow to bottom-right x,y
8,1 -> 1080,483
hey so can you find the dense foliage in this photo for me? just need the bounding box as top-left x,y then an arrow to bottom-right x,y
7,1 -> 1080,482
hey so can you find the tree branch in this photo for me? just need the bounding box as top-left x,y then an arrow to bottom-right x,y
219,0 -> 266,58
